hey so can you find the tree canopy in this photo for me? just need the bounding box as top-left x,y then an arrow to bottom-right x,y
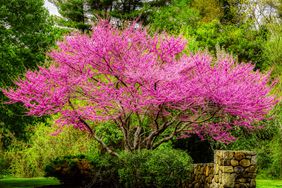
3,21 -> 277,156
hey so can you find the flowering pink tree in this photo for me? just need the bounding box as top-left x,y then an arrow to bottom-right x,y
3,21 -> 277,156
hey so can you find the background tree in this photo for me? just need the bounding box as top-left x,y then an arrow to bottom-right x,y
149,0 -> 268,69
248,0 -> 281,26
187,21 -> 268,69
191,0 -> 250,24
50,0 -> 91,32
148,0 -> 200,33
0,0 -> 59,148
191,0 -> 223,22
3,21 -> 277,157
49,0 -> 170,32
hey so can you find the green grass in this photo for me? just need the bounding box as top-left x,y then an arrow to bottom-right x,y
257,179 -> 282,188
0,177 -> 282,188
0,177 -> 60,188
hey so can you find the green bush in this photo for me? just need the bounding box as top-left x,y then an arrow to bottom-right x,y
45,155 -> 95,185
91,154 -> 120,188
118,148 -> 193,188
44,147 -> 193,188
45,154 -> 120,187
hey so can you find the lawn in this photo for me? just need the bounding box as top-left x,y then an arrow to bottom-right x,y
0,177 -> 282,188
0,177 -> 60,188
257,179 -> 282,188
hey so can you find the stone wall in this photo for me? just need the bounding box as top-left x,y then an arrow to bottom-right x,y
187,163 -> 214,188
212,150 -> 257,188
187,150 -> 257,188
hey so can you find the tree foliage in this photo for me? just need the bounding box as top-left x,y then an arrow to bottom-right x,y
187,21 -> 268,69
191,0 -> 223,22
191,0 -> 250,24
51,0 -> 91,32
149,0 -> 268,69
3,21 -> 277,156
148,0 -> 200,33
0,0 -> 59,148
50,0 -> 170,32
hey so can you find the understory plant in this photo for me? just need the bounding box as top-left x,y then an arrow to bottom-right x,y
45,154 -> 120,187
44,146 -> 192,188
118,147 -> 193,188
4,122 -> 99,177
3,20 -> 278,156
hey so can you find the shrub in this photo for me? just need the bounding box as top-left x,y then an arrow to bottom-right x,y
45,155 -> 95,186
118,148 -> 193,188
91,154 -> 120,188
45,154 -> 120,187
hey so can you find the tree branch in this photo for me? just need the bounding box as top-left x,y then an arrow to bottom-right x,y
152,121 -> 185,149
183,109 -> 219,124
151,109 -> 221,149
68,99 -> 119,157
119,115 -> 132,151
133,126 -> 142,150
154,104 -> 163,130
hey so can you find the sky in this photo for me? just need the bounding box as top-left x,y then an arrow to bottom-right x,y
44,0 -> 60,16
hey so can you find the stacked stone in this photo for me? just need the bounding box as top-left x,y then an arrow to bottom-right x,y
187,163 -> 214,188
212,150 -> 257,188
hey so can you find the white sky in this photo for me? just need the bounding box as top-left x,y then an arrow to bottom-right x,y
44,0 -> 60,16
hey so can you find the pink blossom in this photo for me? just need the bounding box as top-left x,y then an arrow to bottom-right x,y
3,21 -> 278,150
